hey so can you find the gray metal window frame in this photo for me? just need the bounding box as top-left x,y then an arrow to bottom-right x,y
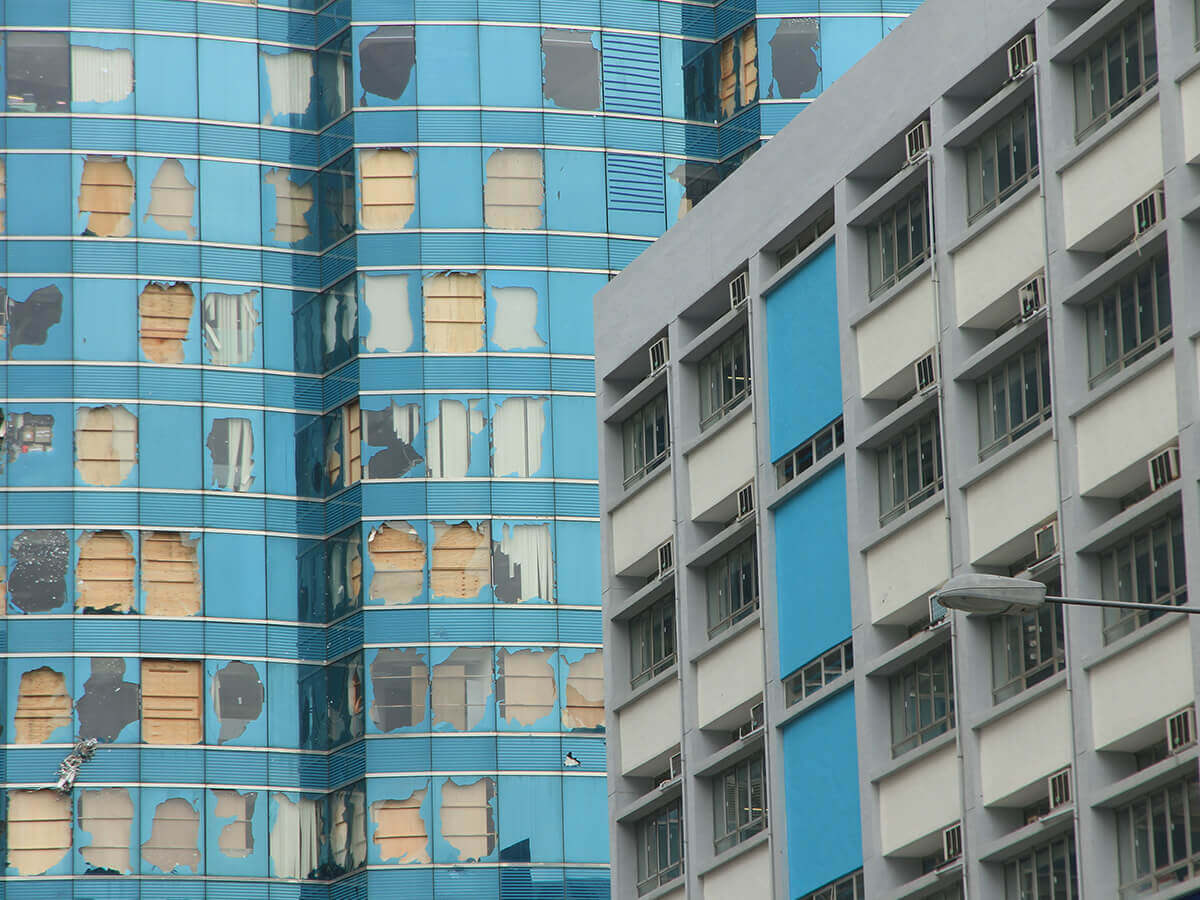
1085,254 -> 1171,387
776,417 -> 844,487
706,538 -> 759,638
777,207 -> 835,267
977,338 -> 1053,460
623,392 -> 671,487
890,643 -> 955,757
1003,833 -> 1079,900
635,800 -> 685,896
1099,512 -> 1187,645
800,870 -> 866,900
712,753 -> 767,854
866,186 -> 930,296
878,412 -> 943,526
966,98 -> 1040,222
991,601 -> 1066,704
785,638 -> 854,706
630,594 -> 677,689
1116,774 -> 1200,897
1072,4 -> 1158,140
699,329 -> 751,430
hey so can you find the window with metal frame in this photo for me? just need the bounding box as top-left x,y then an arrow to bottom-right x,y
991,598 -> 1065,704
777,208 -> 835,267
977,338 -> 1052,460
1072,4 -> 1157,140
713,753 -> 766,854
1099,512 -> 1186,645
1116,774 -> 1200,897
698,329 -> 751,430
785,638 -> 853,706
966,98 -> 1039,222
706,539 -> 758,638
635,801 -> 684,895
878,412 -> 943,526
1085,254 -> 1171,387
866,186 -> 930,296
800,870 -> 865,900
1003,832 -> 1078,899
623,393 -> 670,487
777,417 -> 844,487
890,643 -> 955,757
630,594 -> 677,689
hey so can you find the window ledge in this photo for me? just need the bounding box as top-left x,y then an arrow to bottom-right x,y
865,623 -> 951,679
977,805 -> 1075,863
607,461 -> 672,516
1074,480 -> 1182,555
767,445 -> 846,511
693,729 -> 765,778
847,159 -> 928,229
969,670 -> 1066,733
611,664 -> 679,715
887,859 -> 963,900
1081,613 -> 1188,672
636,874 -> 688,900
690,609 -> 761,665
944,177 -> 1041,257
869,728 -> 957,785
857,389 -> 938,451
615,777 -> 683,824
849,259 -> 933,329
957,422 -> 1053,492
1059,223 -> 1166,308
681,398 -> 752,457
679,304 -> 748,365
761,230 -> 835,295
686,513 -> 756,569
860,489 -> 945,555
610,574 -> 675,623
1066,340 -> 1173,421
1091,745 -> 1200,809
1056,86 -> 1159,175
774,674 -> 854,730
696,828 -> 771,879
956,312 -> 1049,382
1050,0 -> 1148,64
943,74 -> 1035,149
604,367 -> 668,425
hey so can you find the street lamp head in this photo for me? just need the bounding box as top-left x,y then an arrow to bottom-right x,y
930,573 -> 1047,616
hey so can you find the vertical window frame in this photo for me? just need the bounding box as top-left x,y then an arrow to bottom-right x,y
1072,4 -> 1158,140
622,393 -> 671,487
712,753 -> 767,854
705,538 -> 759,638
878,412 -> 944,526
866,186 -> 931,297
890,643 -> 956,757
629,594 -> 678,689
635,800 -> 685,895
965,98 -> 1040,222
1084,255 -> 1171,387
977,338 -> 1053,460
1098,512 -> 1187,644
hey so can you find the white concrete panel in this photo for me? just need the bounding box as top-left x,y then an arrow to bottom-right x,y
696,625 -> 763,730
979,685 -> 1071,806
856,277 -> 936,401
617,678 -> 681,775
865,507 -> 949,625
1181,68 -> 1200,164
1075,357 -> 1177,498
700,839 -> 771,899
878,743 -> 959,856
965,436 -> 1057,565
688,408 -> 755,521
952,192 -> 1045,329
1061,102 -> 1163,252
1091,620 -> 1195,751
611,469 -> 674,576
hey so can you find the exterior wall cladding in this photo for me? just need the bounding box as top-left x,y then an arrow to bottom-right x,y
596,0 -> 1200,897
0,0 -> 915,898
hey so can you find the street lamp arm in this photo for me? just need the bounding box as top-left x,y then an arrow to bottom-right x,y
1045,596 -> 1200,614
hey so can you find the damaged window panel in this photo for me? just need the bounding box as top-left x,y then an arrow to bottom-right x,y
8,284 -> 64,351
142,658 -> 203,745
261,50 -> 314,119
768,18 -> 820,98
371,786 -> 430,863
271,793 -> 323,879
144,160 -> 197,239
207,417 -> 255,492
212,661 -> 265,744
14,666 -> 72,743
740,27 -> 758,106
0,158 -> 6,233
7,789 -> 71,875
138,282 -> 195,364
431,522 -> 491,600
370,649 -> 428,731
141,797 -> 201,873
542,29 -> 601,110
141,531 -> 201,617
202,290 -> 259,366
328,784 -> 367,873
496,650 -> 556,726
363,274 -> 415,352
360,149 -> 416,230
76,530 -> 135,614
79,156 -> 134,237
367,521 -> 426,605
328,654 -> 365,746
432,648 -> 493,731
326,399 -> 362,487
213,789 -> 257,859
317,33 -> 352,124
71,45 -> 133,105
492,286 -> 545,351
440,778 -> 496,862
9,529 -> 70,613
364,402 -> 423,478
6,411 -> 54,459
669,162 -> 721,221
76,658 -> 139,743
427,399 -> 485,479
321,153 -> 358,246
424,272 -> 485,353
719,36 -> 736,117
7,32 -> 69,112
563,651 -> 605,730
265,169 -> 314,244
75,405 -> 137,486
78,787 -> 134,874
322,277 -> 357,368
484,149 -> 544,230
327,528 -> 363,618
493,523 -> 554,604
492,397 -> 547,477
358,26 -> 415,102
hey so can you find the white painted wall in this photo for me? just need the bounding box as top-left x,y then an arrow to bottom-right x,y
951,191 -> 1045,329
965,435 -> 1057,564
856,277 -> 936,400
700,840 -> 771,899
618,678 -> 682,775
696,625 -> 763,730
611,469 -> 674,575
866,507 -> 949,625
688,408 -> 756,521
1179,68 -> 1200,164
878,743 -> 959,856
979,685 -> 1071,805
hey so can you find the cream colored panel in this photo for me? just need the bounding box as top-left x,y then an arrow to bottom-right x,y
688,407 -> 754,521
979,685 -> 1070,805
865,507 -> 948,625
611,469 -> 673,576
1076,357 -> 1176,497
952,192 -> 1044,329
701,840 -> 770,899
696,625 -> 762,730
856,276 -> 935,400
1061,102 -> 1162,251
617,678 -> 681,775
965,436 -> 1057,565
1091,619 -> 1194,750
1182,68 -> 1200,164
878,743 -> 959,856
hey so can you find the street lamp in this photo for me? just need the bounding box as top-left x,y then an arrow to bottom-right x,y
930,572 -> 1200,617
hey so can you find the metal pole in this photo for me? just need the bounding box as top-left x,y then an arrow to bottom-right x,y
1046,596 -> 1200,614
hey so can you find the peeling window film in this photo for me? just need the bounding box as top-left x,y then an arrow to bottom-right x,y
9,529 -> 70,613
740,27 -> 759,105
358,26 -> 415,101
363,274 -> 415,352
427,399 -> 485,479
326,399 -> 362,487
493,523 -> 554,604
370,648 -> 428,731
364,402 -> 423,478
141,531 -> 201,616
71,45 -> 133,105
322,278 -> 357,364
207,417 -> 255,492
6,789 -> 71,874
371,787 -> 429,863
0,158 -> 7,233
141,797 -> 201,873
145,160 -> 197,239
79,156 -> 134,237
213,789 -> 257,858
432,648 -> 493,730
75,405 -> 137,486
212,660 -> 265,744
8,284 -> 64,350
271,793 -> 323,879
329,784 -> 367,872
564,651 -> 605,729
431,522 -> 490,599
368,521 -> 425,605
78,787 -> 134,873
542,29 -> 601,110
14,666 -> 72,743
492,286 -> 545,350
265,168 -> 314,244
492,397 -> 546,477
497,650 -> 556,726
317,33 -> 352,122
768,18 -> 820,98
76,530 -> 135,613
484,149 -> 545,230
202,290 -> 259,366
440,778 -> 496,862
261,50 -> 314,119
423,272 -> 485,353
669,161 -> 720,220
327,530 -> 363,619
138,282 -> 195,363
77,658 -> 139,743
141,658 -> 203,745
360,149 -> 416,229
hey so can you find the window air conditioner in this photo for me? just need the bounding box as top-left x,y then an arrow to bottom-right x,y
1133,187 -> 1165,236
1034,520 -> 1058,563
737,703 -> 765,740
657,540 -> 674,579
905,121 -> 931,165
648,337 -> 669,375
729,271 -> 749,309
929,592 -> 949,627
1019,274 -> 1046,321
657,751 -> 683,788
1148,447 -> 1181,492
1007,34 -> 1036,79
1168,707 -> 1196,754
1048,767 -> 1072,810
941,822 -> 963,863
914,352 -> 938,393
736,483 -> 754,520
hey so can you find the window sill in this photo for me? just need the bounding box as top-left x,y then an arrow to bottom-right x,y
696,828 -> 770,879
957,421 -> 1053,492
616,776 -> 683,824
956,310 -> 1049,382
682,397 -> 752,457
1055,85 -> 1159,175
607,460 -> 672,516
767,443 -> 845,511
1059,222 -> 1166,308
865,622 -> 951,679
686,513 -> 756,569
860,489 -> 945,555
849,259 -> 933,328
678,303 -> 748,365
969,670 -> 1066,733
1081,612 -> 1189,672
603,366 -> 668,425
847,157 -> 928,229
889,859 -> 963,898
762,229 -> 835,295
635,874 -> 688,900
693,728 -> 765,778
1067,340 -> 1173,421
774,673 -> 854,730
977,804 -> 1075,863
944,176 -> 1041,257
1050,0 -> 1149,64
868,728 -> 957,785
690,608 -> 761,665
1075,480 -> 1182,555
610,574 -> 675,623
1091,745 -> 1200,809
857,389 -> 938,451
943,73 -> 1035,149
611,664 -> 679,715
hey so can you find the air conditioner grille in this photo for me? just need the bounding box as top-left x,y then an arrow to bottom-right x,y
942,822 -> 963,862
1048,767 -> 1071,809
1008,34 -> 1035,79
1134,188 -> 1164,236
906,121 -> 930,163
1149,448 -> 1180,492
737,484 -> 754,519
649,337 -> 668,374
1168,708 -> 1196,753
729,272 -> 749,308
915,353 -> 937,392
657,540 -> 674,578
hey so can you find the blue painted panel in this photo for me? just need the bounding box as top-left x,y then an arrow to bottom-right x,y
205,532 -> 267,619
550,395 -> 598,480
498,775 -> 564,862
820,16 -> 887,85
199,161 -> 263,246
197,37 -> 259,123
73,278 -> 136,362
415,147 -> 484,229
563,776 -> 609,863
8,155 -> 70,236
415,25 -> 481,106
545,149 -> 607,234
138,404 -> 202,490
548,272 -> 603,355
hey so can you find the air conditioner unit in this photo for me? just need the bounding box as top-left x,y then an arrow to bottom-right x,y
1167,707 -> 1196,754
1148,447 -> 1181,492
738,702 -> 765,740
648,337 -> 668,375
906,121 -> 931,165
1134,187 -> 1165,236
914,352 -> 938,393
729,271 -> 749,309
657,751 -> 684,788
1048,767 -> 1072,810
941,822 -> 963,863
736,483 -> 754,520
1034,520 -> 1058,563
657,540 -> 674,579
929,593 -> 949,627
1007,34 -> 1036,79
1019,274 -> 1046,321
